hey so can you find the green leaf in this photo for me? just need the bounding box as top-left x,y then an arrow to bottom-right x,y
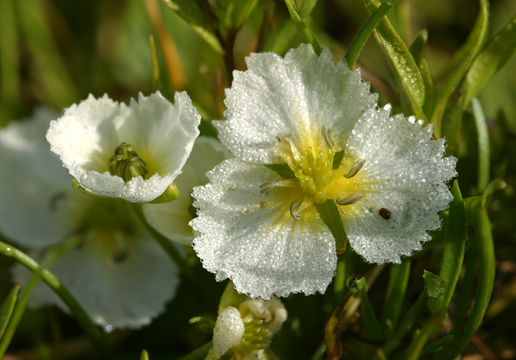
362,0 -> 426,120
207,0 -> 259,30
430,0 -> 489,137
409,29 -> 428,65
356,278 -> 383,341
161,0 -> 224,54
447,185 -> 496,358
439,181 -> 466,309
293,0 -> 318,19
472,98 -> 490,191
315,200 -> 347,253
0,285 -> 20,339
140,349 -> 150,360
462,14 -> 516,110
345,0 -> 401,69
381,261 -> 411,333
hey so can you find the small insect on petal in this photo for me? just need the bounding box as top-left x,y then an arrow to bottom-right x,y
336,193 -> 364,205
289,200 -> 303,220
379,208 -> 391,220
344,159 -> 365,178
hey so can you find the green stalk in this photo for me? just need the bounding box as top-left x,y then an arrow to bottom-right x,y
132,203 -> 188,274
374,292 -> 427,359
0,240 -> 104,355
471,98 -> 490,192
356,278 -> 383,341
345,0 -> 401,69
284,0 -> 321,54
381,261 -> 411,334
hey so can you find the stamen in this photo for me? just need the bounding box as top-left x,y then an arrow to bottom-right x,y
260,183 -> 274,194
344,159 -> 365,178
336,193 -> 364,205
290,200 -> 303,220
322,127 -> 335,149
109,142 -> 148,182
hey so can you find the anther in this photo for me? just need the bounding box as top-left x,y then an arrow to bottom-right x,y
344,159 -> 365,178
322,127 -> 335,149
260,183 -> 275,194
109,142 -> 148,182
289,200 -> 303,220
336,193 -> 364,205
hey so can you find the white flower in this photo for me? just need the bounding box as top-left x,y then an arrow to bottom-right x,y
1,109 -> 178,329
46,91 -> 200,203
208,299 -> 287,360
191,44 -> 457,299
142,137 -> 228,245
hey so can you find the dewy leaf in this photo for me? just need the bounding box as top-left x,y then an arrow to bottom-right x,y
362,0 -> 426,119
0,285 -> 19,339
161,0 -> 223,54
462,14 -> 516,108
430,0 -> 489,137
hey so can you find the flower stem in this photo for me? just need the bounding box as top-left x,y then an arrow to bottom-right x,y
345,0 -> 401,69
131,203 -> 189,274
0,239 -> 104,356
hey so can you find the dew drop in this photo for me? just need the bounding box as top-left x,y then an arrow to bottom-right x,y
105,324 -> 113,333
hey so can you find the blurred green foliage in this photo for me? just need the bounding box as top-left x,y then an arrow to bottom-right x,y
1,0 -> 516,359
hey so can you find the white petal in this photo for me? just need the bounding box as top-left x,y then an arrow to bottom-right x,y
211,307 -> 245,359
13,231 -> 179,329
191,159 -> 337,299
143,137 -> 228,245
216,44 -> 377,163
0,109 -> 83,247
47,91 -> 200,202
342,108 -> 457,263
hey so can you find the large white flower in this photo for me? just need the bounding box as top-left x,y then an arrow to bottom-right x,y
1,109 -> 178,329
143,137 -> 228,245
191,44 -> 457,299
46,91 -> 200,203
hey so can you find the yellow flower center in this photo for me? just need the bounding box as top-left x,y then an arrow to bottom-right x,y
265,127 -> 369,221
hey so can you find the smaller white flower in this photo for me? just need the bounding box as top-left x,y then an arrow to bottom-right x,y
46,91 -> 200,203
208,298 -> 287,360
1,110 -> 178,329
142,137 -> 228,245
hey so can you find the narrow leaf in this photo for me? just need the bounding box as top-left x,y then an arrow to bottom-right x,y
430,0 -> 489,136
356,278 -> 383,341
284,0 -> 321,54
345,0 -> 401,69
140,349 -> 150,360
362,0 -> 426,120
381,261 -> 411,333
439,181 -> 466,309
472,98 -> 490,191
0,285 -> 20,339
161,0 -> 224,54
462,14 -> 516,109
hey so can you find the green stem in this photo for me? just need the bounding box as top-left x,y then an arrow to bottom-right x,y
132,203 -> 188,274
284,0 -> 321,54
381,261 -> 411,334
311,343 -> 327,360
0,240 -> 104,355
374,292 -> 427,359
356,278 -> 383,341
345,0 -> 401,69
178,341 -> 212,360
447,186 -> 496,358
472,98 -> 490,192
405,310 -> 445,360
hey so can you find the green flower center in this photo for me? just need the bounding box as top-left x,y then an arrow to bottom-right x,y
109,142 -> 148,182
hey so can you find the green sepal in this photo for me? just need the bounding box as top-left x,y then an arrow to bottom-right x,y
0,284 -> 20,339
149,183 -> 180,203
315,200 -> 348,253
218,281 -> 247,314
189,316 -> 216,334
